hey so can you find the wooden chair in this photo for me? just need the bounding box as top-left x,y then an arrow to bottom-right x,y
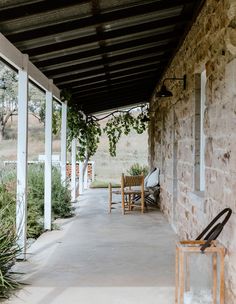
108,182 -> 120,213
121,173 -> 145,215
108,174 -> 145,215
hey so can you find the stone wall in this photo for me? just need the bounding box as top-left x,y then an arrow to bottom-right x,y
149,0 -> 236,302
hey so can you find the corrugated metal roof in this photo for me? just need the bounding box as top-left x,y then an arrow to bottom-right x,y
0,0 -> 205,114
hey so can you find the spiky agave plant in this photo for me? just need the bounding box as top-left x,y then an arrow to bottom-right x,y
0,187 -> 21,300
0,222 -> 21,299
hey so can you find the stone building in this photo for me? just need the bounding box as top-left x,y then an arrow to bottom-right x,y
149,0 -> 236,302
1,0 -> 236,302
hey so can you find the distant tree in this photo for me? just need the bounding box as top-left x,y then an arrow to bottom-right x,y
0,64 -> 18,141
0,61 -> 46,141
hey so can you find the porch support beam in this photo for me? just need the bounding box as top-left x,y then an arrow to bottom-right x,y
60,101 -> 67,184
79,161 -> 84,195
44,80 -> 53,230
0,33 -> 60,99
16,54 -> 29,260
84,161 -> 88,190
71,138 -> 77,201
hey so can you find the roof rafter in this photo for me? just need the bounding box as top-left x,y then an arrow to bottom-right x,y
5,0 -> 191,42
0,0 -> 205,114
0,0 -> 90,22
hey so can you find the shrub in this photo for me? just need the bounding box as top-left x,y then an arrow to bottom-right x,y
27,165 -> 44,238
51,167 -> 74,218
0,165 -> 74,298
27,164 -> 74,222
1,164 -> 74,239
0,188 -> 20,299
0,223 -> 21,299
127,163 -> 149,177
0,184 -> 15,227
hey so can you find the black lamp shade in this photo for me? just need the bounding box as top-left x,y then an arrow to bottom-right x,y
155,84 -> 173,97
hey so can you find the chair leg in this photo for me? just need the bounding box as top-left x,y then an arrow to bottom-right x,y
129,194 -> 132,211
141,194 -> 144,213
122,192 -> 125,215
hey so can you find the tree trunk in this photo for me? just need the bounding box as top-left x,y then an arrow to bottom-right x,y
75,154 -> 90,194
0,124 -> 4,142
82,154 -> 89,178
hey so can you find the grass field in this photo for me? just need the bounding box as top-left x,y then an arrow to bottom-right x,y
0,114 -> 148,183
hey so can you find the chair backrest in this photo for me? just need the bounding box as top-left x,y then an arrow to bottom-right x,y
120,174 -> 145,214
121,173 -> 144,188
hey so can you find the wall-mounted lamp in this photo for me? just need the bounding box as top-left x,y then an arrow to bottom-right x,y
155,74 -> 187,98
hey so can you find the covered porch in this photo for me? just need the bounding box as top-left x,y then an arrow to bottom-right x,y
0,0 -> 203,259
1,0 -> 236,303
5,189 -> 176,304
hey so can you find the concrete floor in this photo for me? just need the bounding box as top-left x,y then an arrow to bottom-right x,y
5,189 -> 176,304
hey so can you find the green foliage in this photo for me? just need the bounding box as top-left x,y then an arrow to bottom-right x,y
103,111 -> 148,156
59,90 -> 149,159
0,187 -> 20,299
0,184 -> 15,227
27,164 -> 74,222
1,165 -> 74,239
52,102 -> 62,136
0,67 -> 18,100
127,163 -> 149,177
28,82 -> 46,125
0,64 -> 18,140
51,167 -> 74,218
66,106 -> 101,160
0,225 -> 21,299
27,165 -> 45,238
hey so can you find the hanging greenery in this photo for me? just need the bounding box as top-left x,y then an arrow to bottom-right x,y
60,90 -> 101,160
103,110 -> 148,156
61,90 -> 149,160
67,107 -> 101,160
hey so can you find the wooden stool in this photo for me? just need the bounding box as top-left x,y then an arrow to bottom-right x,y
175,240 -> 225,304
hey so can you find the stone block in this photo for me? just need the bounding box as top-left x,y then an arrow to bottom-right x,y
149,1 -> 236,302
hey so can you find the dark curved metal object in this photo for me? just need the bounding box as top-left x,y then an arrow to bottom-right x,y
196,208 -> 232,252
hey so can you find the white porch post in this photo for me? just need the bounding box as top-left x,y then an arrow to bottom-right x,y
71,138 -> 77,201
84,161 -> 88,190
79,161 -> 84,195
44,80 -> 53,230
16,54 -> 29,260
60,101 -> 67,184
91,161 -> 95,182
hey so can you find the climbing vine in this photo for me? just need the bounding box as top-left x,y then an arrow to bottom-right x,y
61,90 -> 149,160
103,110 -> 148,156
60,89 -> 101,160
67,107 -> 101,160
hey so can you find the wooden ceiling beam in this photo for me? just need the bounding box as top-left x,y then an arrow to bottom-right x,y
5,0 -> 193,42
34,37 -> 177,68
43,45 -> 172,77
73,81 -> 154,99
0,0 -> 90,22
54,55 -> 165,84
58,69 -> 158,87
21,16 -> 185,56
76,96 -> 148,114
71,73 -> 157,88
